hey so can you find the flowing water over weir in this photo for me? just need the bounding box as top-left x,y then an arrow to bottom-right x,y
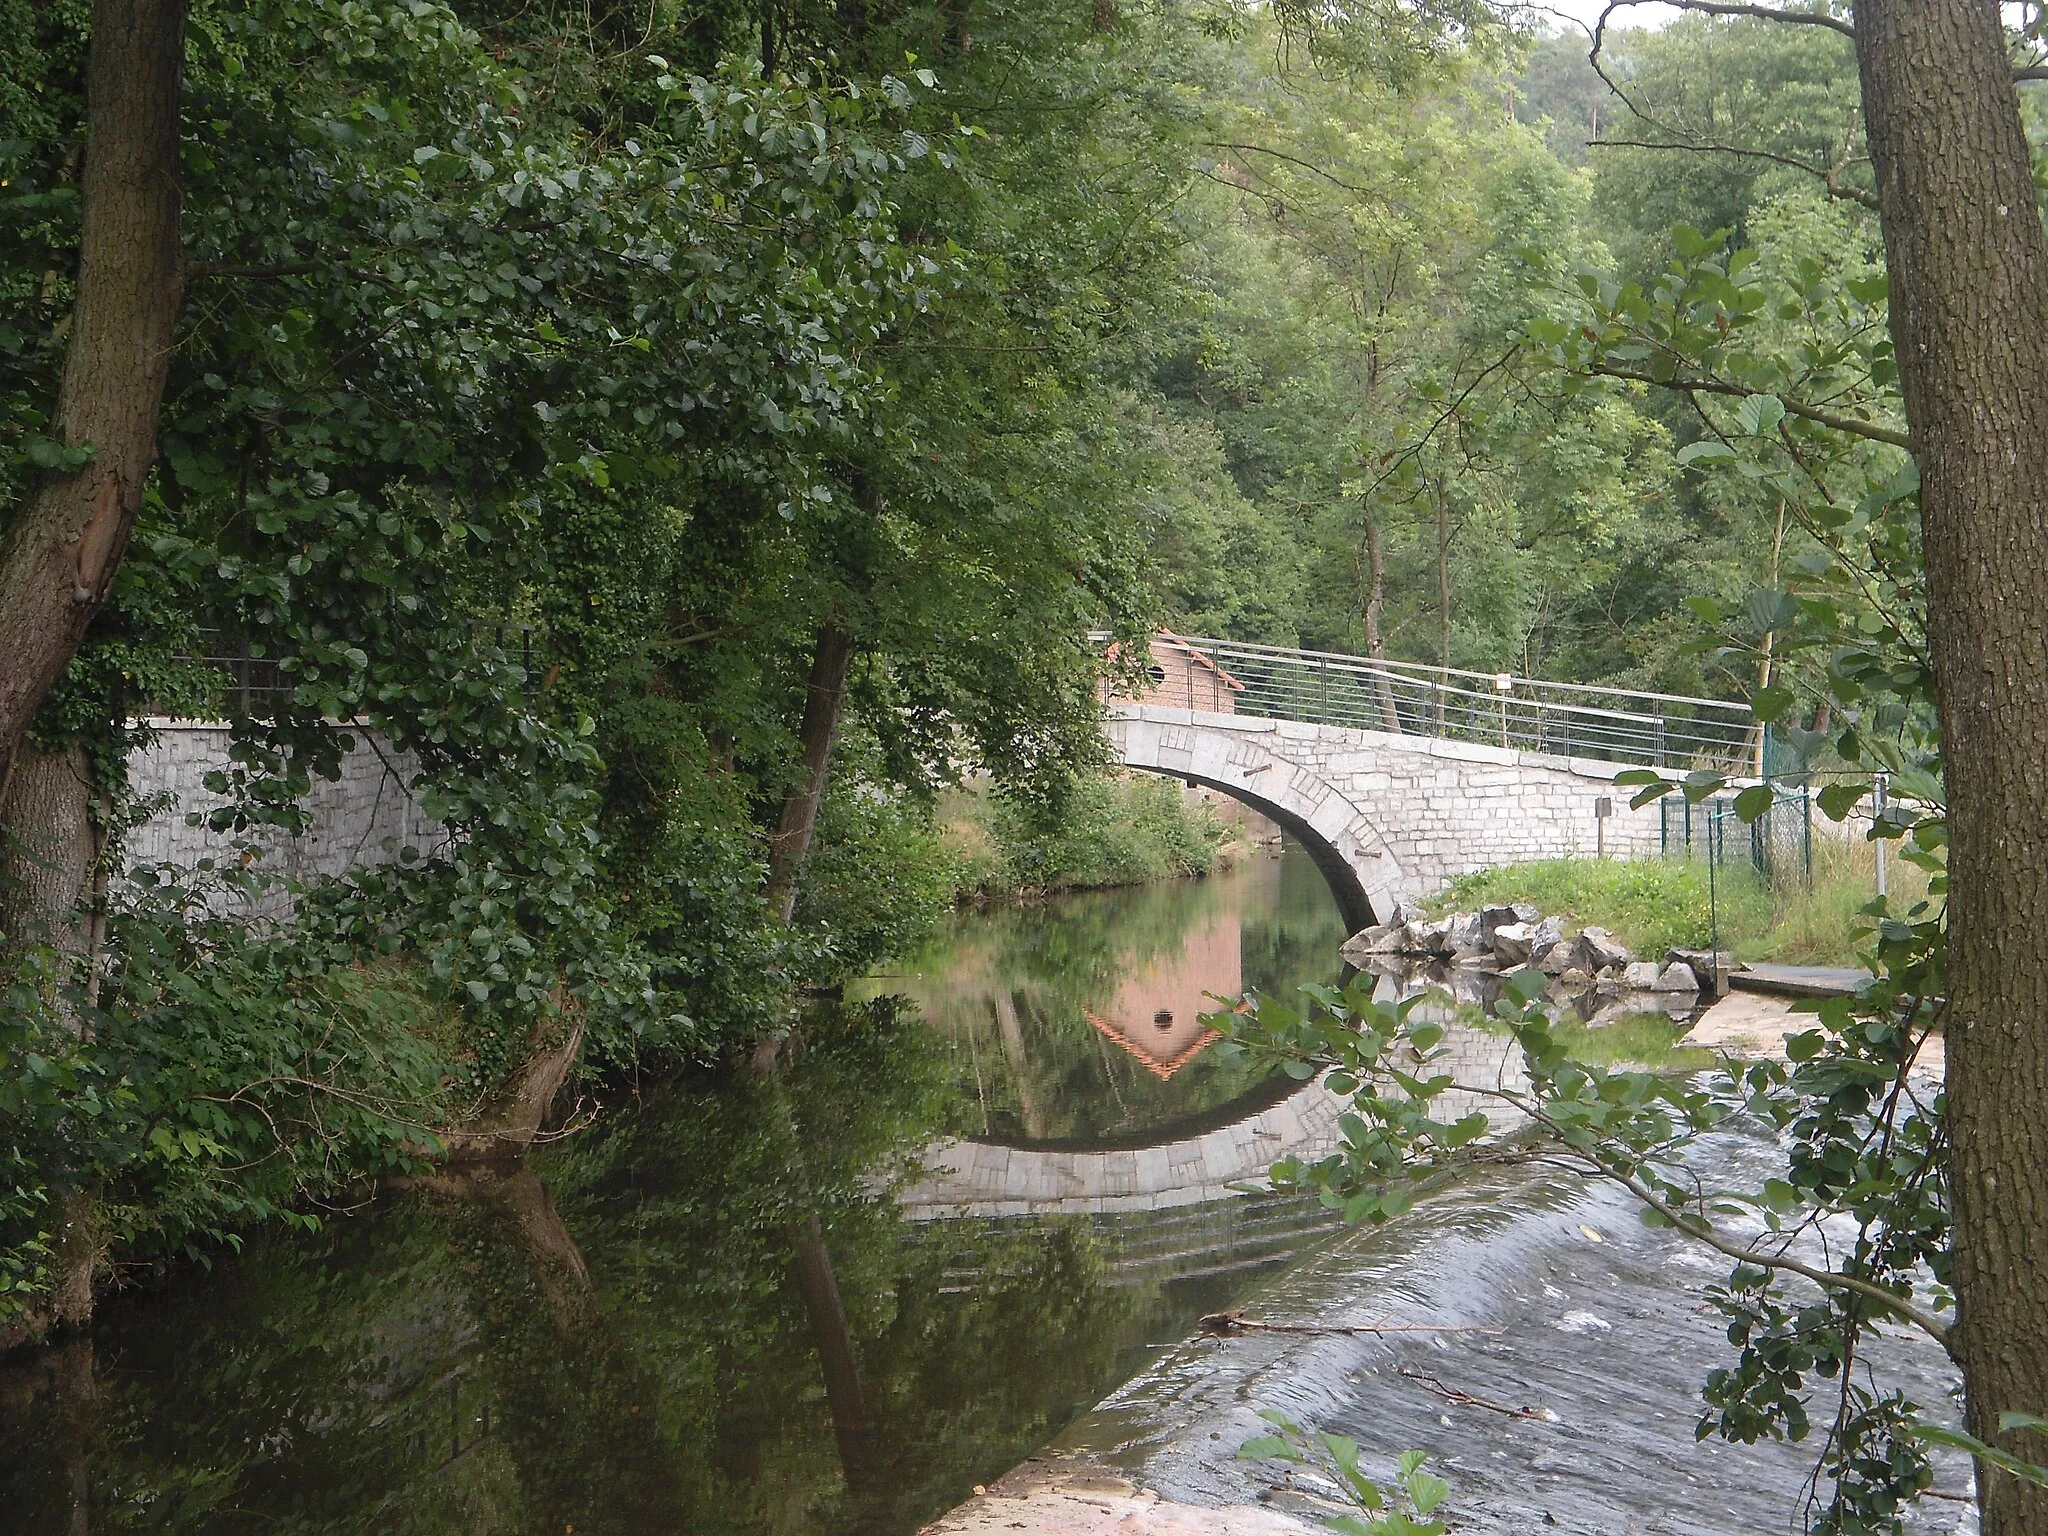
0,842 -> 1976,1534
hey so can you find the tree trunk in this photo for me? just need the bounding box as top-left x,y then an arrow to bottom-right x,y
790,1211 -> 874,1488
0,741 -> 97,969
0,0 -> 188,783
764,623 -> 854,926
1363,515 -> 1401,733
992,991 -> 1047,1140
1856,3 -> 2048,1529
1433,473 -> 1452,733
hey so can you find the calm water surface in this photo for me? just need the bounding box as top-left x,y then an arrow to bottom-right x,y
0,841 -> 1350,1535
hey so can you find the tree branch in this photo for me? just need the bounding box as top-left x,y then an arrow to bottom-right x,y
1589,364 -> 1913,447
1588,139 -> 1880,210
1597,0 -> 1855,40
1605,1158 -> 1953,1350
185,261 -> 320,281
1205,141 -> 1373,196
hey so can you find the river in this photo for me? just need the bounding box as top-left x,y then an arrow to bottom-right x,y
0,839 -> 1359,1535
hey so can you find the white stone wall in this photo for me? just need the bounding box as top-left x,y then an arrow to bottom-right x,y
1111,703 -> 1683,912
125,720 -> 442,905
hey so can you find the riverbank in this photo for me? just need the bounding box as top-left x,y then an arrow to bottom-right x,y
1429,839 -> 1929,969
940,775 -> 1245,901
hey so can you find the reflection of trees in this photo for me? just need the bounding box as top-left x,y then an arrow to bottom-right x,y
1240,843 -> 1352,997
0,1010 -> 1247,1536
885,845 -> 1347,1143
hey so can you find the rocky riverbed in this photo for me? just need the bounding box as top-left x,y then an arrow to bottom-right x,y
1341,900 -> 1736,1027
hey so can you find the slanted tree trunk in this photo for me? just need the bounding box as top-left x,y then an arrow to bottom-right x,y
763,622 -> 855,926
1856,3 -> 2048,1529
0,0 -> 188,784
992,991 -> 1047,1140
790,1211 -> 874,1487
1363,515 -> 1401,733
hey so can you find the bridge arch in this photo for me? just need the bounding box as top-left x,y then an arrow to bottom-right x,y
1108,706 -> 1406,933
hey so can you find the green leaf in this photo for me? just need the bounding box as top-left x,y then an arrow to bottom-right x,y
1750,682 -> 1795,722
1675,440 -> 1737,466
1911,1425 -> 2048,1487
1735,393 -> 1784,435
1732,784 -> 1775,824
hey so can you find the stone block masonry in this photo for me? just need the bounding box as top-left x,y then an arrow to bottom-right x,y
126,720 -> 442,912
1109,702 -> 1668,925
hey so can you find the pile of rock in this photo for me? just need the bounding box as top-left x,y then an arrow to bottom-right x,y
1340,902 -> 1706,1000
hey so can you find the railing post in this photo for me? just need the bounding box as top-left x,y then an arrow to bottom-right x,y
1654,717 -> 1667,769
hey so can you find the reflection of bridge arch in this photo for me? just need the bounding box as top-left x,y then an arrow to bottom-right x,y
1109,706 -> 1407,933
896,1023 -> 1528,1222
896,1075 -> 1348,1221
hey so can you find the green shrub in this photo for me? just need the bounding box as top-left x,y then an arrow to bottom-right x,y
950,773 -> 1230,898
794,780 -> 958,988
0,881 -> 459,1332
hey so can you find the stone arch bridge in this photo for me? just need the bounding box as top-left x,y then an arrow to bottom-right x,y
1107,636 -> 1754,933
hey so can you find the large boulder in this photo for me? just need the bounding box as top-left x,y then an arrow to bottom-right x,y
1339,923 -> 1405,964
1650,961 -> 1700,994
1479,902 -> 1543,947
1665,947 -> 1739,997
1572,926 -> 1632,973
1496,916 -> 1564,968
1443,910 -> 1487,956
1492,920 -> 1538,965
1621,961 -> 1663,991
1408,917 -> 1455,955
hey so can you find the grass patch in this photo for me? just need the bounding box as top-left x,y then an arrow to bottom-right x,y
1432,838 -> 1932,968
1433,857 -> 1774,958
1548,1012 -> 1717,1071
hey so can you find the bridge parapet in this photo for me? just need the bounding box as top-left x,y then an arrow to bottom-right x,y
1109,636 -> 1753,772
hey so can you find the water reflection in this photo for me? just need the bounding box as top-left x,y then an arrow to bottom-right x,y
885,842 -> 1350,1146
0,843 -> 1358,1536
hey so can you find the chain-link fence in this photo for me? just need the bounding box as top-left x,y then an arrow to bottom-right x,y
1660,784 -> 1814,888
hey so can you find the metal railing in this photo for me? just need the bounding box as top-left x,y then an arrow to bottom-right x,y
1113,636 -> 1756,771
153,623 -> 550,718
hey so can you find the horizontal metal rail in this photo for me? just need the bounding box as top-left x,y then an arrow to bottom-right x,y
1115,635 -> 1755,771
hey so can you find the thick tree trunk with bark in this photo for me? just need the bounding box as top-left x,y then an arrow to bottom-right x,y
0,0 -> 188,783
764,623 -> 854,926
0,742 -> 96,965
1856,2 -> 2048,1527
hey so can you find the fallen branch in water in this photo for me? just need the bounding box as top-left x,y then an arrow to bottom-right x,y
1198,1309 -> 1501,1339
1398,1364 -> 1556,1421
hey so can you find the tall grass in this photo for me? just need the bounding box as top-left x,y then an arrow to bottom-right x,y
1434,833 -> 1934,967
